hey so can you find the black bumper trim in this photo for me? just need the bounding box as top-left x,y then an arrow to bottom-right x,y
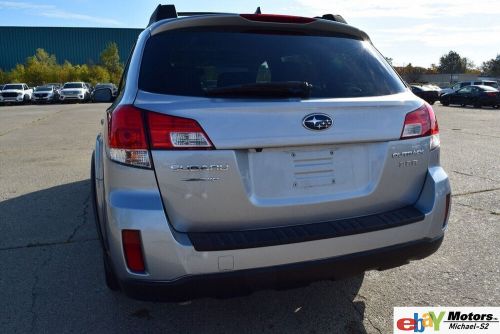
121,235 -> 443,301
188,206 -> 425,251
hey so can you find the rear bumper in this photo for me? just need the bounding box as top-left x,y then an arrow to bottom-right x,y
121,235 -> 443,301
97,144 -> 451,297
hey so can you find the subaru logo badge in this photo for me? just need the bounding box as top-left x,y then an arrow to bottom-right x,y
302,114 -> 333,131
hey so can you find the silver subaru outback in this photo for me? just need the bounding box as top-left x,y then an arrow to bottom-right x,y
91,5 -> 451,301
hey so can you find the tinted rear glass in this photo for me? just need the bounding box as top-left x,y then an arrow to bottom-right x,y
139,30 -> 405,98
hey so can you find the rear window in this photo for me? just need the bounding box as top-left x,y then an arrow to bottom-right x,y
139,30 -> 405,98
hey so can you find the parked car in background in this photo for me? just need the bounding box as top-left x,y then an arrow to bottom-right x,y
92,5 -> 450,301
32,85 -> 59,103
0,83 -> 33,104
440,80 -> 499,96
440,85 -> 500,108
422,84 -> 442,95
59,82 -> 90,103
92,83 -> 118,102
410,85 -> 439,105
85,83 -> 94,95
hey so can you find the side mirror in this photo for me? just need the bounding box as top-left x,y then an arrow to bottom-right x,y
93,88 -> 116,103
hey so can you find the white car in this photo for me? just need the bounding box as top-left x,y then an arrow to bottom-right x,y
0,83 -> 33,104
59,82 -> 90,102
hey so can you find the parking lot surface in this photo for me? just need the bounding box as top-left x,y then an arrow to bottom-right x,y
0,103 -> 499,333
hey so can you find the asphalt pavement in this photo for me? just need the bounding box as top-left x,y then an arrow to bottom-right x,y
0,103 -> 498,333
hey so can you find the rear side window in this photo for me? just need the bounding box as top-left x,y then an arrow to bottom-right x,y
139,29 -> 405,98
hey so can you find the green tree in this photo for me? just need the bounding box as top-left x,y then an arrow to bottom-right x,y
0,69 -> 8,83
481,55 -> 500,76
438,51 -> 467,74
89,65 -> 111,84
100,42 -> 123,84
8,64 -> 26,83
394,63 -> 426,83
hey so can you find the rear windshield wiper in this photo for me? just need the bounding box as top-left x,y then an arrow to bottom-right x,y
204,81 -> 312,98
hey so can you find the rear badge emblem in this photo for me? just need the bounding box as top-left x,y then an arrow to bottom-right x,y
303,114 -> 333,131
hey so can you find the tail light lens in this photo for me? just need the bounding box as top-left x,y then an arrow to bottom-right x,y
486,92 -> 497,97
401,103 -> 440,150
108,105 -> 214,167
108,105 -> 151,168
122,229 -> 145,273
147,111 -> 213,150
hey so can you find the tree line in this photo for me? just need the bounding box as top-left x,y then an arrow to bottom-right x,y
0,42 -> 124,86
389,51 -> 500,82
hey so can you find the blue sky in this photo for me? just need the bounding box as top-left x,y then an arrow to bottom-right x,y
1,0 -> 499,67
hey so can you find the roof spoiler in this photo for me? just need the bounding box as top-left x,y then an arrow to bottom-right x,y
148,4 -> 347,26
149,4 -> 178,26
148,4 -> 233,26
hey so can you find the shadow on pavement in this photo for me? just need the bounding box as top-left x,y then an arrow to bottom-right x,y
0,180 -> 369,333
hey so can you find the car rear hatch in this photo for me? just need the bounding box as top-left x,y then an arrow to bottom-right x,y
134,15 -> 434,233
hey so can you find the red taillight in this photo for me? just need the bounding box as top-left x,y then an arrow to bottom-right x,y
486,92 -> 497,97
108,105 -> 147,149
108,105 -> 151,168
401,103 -> 440,150
240,14 -> 316,24
107,106 -> 214,167
122,230 -> 145,273
147,111 -> 213,150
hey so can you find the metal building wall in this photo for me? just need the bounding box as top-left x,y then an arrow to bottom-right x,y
0,26 -> 142,70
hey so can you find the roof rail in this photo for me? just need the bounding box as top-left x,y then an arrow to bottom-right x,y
315,14 -> 347,24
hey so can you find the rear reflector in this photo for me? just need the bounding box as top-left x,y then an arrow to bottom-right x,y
147,111 -> 213,149
401,103 -> 440,150
240,14 -> 316,24
122,230 -> 145,273
443,193 -> 451,228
